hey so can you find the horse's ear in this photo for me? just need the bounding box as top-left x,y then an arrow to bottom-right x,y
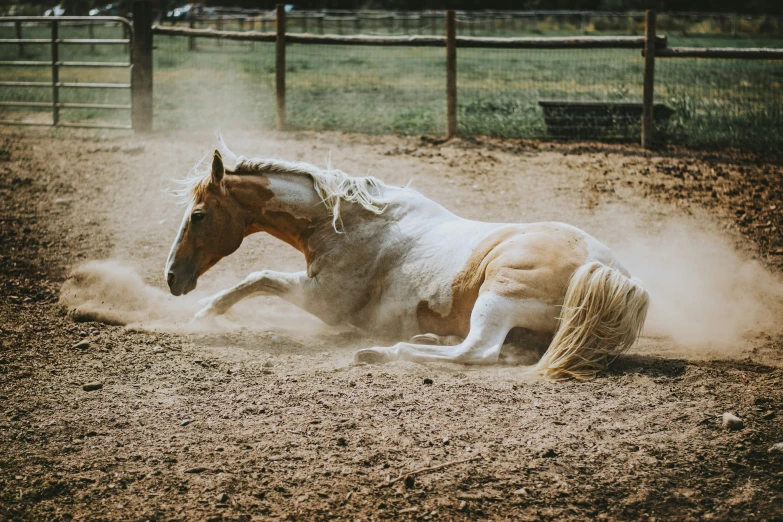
211,150 -> 224,184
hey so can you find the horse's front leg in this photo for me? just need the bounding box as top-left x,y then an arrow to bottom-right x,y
194,270 -> 329,322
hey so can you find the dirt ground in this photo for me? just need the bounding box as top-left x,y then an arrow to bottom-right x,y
1,127 -> 783,522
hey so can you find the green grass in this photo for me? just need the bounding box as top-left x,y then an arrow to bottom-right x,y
1,21 -> 782,150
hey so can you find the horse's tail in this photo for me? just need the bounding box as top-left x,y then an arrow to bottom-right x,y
534,261 -> 650,381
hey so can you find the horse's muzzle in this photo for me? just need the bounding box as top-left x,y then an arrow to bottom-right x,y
167,270 -> 196,296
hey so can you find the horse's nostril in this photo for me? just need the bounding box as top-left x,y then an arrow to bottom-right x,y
167,271 -> 176,288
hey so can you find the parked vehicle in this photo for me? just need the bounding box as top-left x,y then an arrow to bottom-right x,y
167,3 -> 196,21
89,3 -> 124,16
43,4 -> 66,16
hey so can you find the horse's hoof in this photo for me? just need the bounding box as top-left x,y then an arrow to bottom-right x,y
192,306 -> 217,322
410,333 -> 440,345
354,349 -> 388,364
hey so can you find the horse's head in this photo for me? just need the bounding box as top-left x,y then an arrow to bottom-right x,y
165,151 -> 246,296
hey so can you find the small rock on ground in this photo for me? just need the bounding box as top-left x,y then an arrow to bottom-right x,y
72,340 -> 90,350
82,382 -> 102,391
722,412 -> 744,430
769,442 -> 783,453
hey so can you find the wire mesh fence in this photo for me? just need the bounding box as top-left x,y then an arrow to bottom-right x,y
285,44 -> 445,135
457,48 -> 647,140
656,56 -> 783,151
150,27 -> 783,150
152,34 -> 276,131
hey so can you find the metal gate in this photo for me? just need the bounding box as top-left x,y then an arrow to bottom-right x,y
0,16 -> 133,129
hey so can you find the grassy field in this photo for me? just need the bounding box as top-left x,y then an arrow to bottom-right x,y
1,21 -> 782,150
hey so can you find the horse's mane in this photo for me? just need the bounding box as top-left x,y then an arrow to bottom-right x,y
171,140 -> 389,231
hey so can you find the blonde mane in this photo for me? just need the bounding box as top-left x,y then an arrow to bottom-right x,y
171,142 -> 389,231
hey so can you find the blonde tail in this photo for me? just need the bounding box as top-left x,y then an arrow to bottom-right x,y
534,261 -> 650,381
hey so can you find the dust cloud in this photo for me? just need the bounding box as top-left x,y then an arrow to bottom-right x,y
615,221 -> 783,350
58,260 -> 326,335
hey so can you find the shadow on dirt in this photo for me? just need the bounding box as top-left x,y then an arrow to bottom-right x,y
609,353 -> 688,378
610,353 -> 782,379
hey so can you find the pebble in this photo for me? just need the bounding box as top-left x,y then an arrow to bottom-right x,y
513,487 -> 528,496
152,346 -> 164,353
82,382 -> 102,391
217,492 -> 228,503
404,475 -> 416,488
423,378 -> 434,385
337,437 -> 347,447
769,442 -> 783,453
722,412 -> 744,430
72,340 -> 90,350
181,418 -> 192,426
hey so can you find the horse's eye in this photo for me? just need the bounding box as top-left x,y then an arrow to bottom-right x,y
191,212 -> 206,223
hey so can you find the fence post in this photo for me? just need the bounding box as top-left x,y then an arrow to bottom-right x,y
641,10 -> 656,149
446,10 -> 456,138
51,21 -> 58,126
188,16 -> 196,51
15,20 -> 24,57
276,3 -> 286,131
88,22 -> 95,54
132,0 -> 154,133
217,15 -> 223,47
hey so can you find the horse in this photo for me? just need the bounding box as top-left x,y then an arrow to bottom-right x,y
165,145 -> 649,380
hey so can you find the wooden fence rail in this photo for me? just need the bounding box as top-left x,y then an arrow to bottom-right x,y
152,25 -> 668,49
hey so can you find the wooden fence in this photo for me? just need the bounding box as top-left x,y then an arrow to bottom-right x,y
163,9 -> 783,39
132,4 -> 783,148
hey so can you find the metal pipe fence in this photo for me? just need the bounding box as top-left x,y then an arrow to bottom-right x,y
0,16 -> 133,129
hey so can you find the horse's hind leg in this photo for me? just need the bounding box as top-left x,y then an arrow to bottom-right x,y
356,293 -> 551,365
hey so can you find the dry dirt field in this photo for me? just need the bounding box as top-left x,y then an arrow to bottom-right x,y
1,127 -> 783,521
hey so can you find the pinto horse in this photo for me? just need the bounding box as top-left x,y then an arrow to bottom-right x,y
165,146 -> 649,380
